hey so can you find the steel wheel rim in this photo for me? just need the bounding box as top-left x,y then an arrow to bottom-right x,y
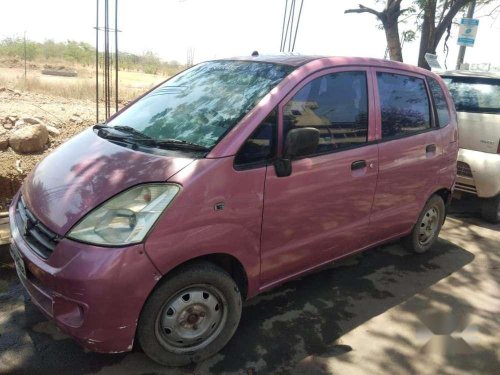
418,206 -> 439,246
155,284 -> 227,354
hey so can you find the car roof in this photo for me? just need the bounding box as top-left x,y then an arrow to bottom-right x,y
221,54 -> 325,67
221,54 -> 436,76
439,70 -> 500,79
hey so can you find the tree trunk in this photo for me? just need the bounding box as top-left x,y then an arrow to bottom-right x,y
344,1 -> 405,62
384,19 -> 403,61
417,0 -> 437,69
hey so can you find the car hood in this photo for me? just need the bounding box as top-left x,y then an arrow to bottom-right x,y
21,129 -> 195,235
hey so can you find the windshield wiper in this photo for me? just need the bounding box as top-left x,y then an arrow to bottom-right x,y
94,124 -> 153,139
135,138 -> 210,152
94,124 -> 209,152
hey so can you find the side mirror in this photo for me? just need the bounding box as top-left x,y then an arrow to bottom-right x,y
284,127 -> 320,159
274,127 -> 320,177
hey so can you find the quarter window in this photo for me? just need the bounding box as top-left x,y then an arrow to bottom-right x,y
283,71 -> 369,156
234,109 -> 276,167
428,77 -> 450,127
377,72 -> 431,138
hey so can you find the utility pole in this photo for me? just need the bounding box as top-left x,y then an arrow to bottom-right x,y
456,0 -> 476,70
23,31 -> 27,83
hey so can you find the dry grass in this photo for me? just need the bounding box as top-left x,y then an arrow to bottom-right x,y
12,76 -> 150,102
0,65 -> 167,103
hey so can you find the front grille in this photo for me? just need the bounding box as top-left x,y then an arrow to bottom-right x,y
15,196 -> 60,259
455,182 -> 477,195
457,161 -> 473,178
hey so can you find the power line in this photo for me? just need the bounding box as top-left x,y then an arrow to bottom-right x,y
292,0 -> 304,52
280,0 -> 289,52
279,0 -> 305,53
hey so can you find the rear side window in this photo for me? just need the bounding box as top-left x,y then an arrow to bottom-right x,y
442,77 -> 500,114
428,77 -> 450,127
377,72 -> 431,138
283,71 -> 369,155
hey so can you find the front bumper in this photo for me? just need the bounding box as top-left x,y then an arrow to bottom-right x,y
455,148 -> 500,198
9,194 -> 161,353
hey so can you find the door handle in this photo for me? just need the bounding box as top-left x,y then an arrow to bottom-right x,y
426,144 -> 437,153
351,160 -> 367,171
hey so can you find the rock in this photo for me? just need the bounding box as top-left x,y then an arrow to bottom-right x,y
0,133 -> 8,151
22,116 -> 42,125
3,123 -> 12,130
9,124 -> 49,153
70,115 -> 83,125
46,125 -> 60,136
8,116 -> 17,123
15,160 -> 23,174
14,120 -> 25,128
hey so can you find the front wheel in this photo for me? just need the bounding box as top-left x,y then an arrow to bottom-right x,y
481,195 -> 500,224
138,261 -> 242,366
403,195 -> 445,253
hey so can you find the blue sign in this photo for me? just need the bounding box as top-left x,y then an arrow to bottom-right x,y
457,18 -> 479,47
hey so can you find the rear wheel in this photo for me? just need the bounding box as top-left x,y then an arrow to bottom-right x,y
138,261 -> 242,366
481,195 -> 500,224
403,195 -> 445,253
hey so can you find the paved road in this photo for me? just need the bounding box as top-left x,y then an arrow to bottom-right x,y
0,202 -> 498,374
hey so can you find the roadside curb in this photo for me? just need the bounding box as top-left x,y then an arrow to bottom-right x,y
0,244 -> 12,265
0,214 -> 12,264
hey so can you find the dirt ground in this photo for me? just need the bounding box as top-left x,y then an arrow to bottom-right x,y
0,88 -> 94,210
0,201 -> 498,375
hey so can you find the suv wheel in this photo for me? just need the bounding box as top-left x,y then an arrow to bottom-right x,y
138,261 -> 242,366
403,195 -> 445,253
481,195 -> 500,224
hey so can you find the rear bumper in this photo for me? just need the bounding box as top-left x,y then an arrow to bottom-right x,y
9,194 -> 161,353
455,148 -> 500,198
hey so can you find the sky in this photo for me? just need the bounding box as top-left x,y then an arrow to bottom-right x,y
1,0 -> 499,69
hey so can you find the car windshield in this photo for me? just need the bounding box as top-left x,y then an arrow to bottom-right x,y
442,76 -> 500,114
106,60 -> 294,149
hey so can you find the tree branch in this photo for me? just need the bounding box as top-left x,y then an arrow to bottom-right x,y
435,0 -> 472,45
344,4 -> 382,18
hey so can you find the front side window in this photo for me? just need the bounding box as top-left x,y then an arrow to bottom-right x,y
428,77 -> 450,127
377,72 -> 431,138
283,71 -> 369,156
442,76 -> 500,114
107,61 -> 294,149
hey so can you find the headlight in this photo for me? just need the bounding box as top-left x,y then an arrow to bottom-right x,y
68,184 -> 180,246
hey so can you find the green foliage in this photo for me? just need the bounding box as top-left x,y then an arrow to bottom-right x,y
0,37 -> 182,75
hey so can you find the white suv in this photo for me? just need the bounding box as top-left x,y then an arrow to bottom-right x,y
441,71 -> 500,223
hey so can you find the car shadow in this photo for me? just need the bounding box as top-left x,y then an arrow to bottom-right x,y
0,237 -> 475,375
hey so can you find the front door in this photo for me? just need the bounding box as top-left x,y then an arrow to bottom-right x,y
259,69 -> 379,288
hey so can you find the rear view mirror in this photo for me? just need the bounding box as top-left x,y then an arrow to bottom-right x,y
275,127 -> 320,177
284,127 -> 320,159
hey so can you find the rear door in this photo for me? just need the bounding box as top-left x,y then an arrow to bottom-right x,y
259,68 -> 379,288
367,70 -> 442,243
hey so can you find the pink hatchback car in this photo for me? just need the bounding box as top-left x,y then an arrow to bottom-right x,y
9,55 -> 458,366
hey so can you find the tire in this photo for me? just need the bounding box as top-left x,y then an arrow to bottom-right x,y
481,195 -> 500,224
137,261 -> 242,366
402,195 -> 445,253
